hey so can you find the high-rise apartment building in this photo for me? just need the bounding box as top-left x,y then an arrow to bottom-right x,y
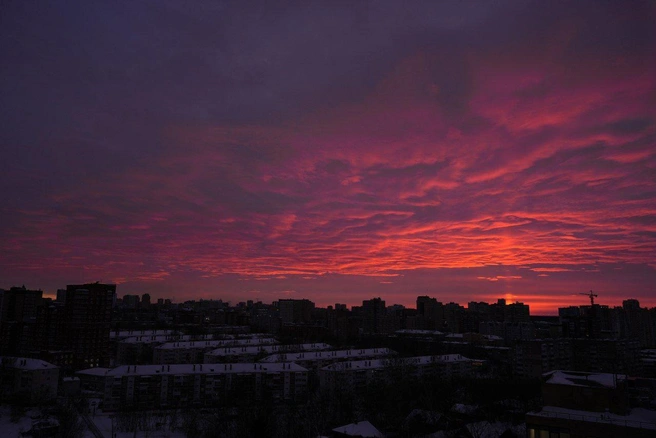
0,286 -> 43,355
62,283 -> 115,369
278,299 -> 315,324
362,297 -> 386,334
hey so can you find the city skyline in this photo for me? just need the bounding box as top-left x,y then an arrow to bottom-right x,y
6,283 -> 652,317
1,2 -> 655,315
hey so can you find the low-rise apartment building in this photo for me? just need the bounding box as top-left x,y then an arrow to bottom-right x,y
0,356 -> 59,401
319,354 -> 479,392
77,362 -> 308,411
526,370 -> 656,438
204,343 -> 332,363
153,337 -> 278,364
260,348 -> 395,369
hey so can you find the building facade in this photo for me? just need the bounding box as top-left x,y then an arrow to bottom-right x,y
78,362 -> 308,410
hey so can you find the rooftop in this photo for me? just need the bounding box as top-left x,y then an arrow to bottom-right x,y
395,329 -> 444,336
332,420 -> 384,437
0,357 -> 58,371
322,354 -> 474,372
529,406 -> 656,430
206,343 -> 332,357
544,370 -> 627,389
259,348 -> 394,363
77,362 -> 307,377
111,330 -> 178,339
155,338 -> 278,350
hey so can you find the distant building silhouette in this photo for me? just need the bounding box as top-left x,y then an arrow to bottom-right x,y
278,299 -> 315,324
0,286 -> 43,356
361,297 -> 386,334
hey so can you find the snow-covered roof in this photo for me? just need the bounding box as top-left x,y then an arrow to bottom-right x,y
206,343 -> 332,357
443,333 -> 502,341
76,367 -> 112,377
0,357 -> 57,371
322,354 -> 473,372
451,403 -> 478,414
111,329 -> 177,339
120,334 -> 213,344
395,329 -> 444,336
332,420 -> 384,437
259,348 -> 394,363
465,421 -> 525,438
529,406 -> 656,430
78,362 -> 307,377
155,337 -> 278,350
544,370 -> 626,388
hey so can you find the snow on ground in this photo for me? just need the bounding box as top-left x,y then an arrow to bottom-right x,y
531,405 -> 656,430
85,410 -> 187,438
0,407 -> 46,438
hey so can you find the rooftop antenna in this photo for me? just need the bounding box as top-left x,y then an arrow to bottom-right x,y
580,290 -> 598,306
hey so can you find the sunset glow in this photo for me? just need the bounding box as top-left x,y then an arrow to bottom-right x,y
1,1 -> 655,314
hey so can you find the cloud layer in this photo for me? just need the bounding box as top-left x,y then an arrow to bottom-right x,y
1,1 -> 655,313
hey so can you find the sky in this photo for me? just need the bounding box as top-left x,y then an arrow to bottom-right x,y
1,1 -> 655,314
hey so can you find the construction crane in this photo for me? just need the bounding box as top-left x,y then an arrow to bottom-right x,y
580,290 -> 598,305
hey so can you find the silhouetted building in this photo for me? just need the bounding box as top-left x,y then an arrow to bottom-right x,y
623,299 -> 655,347
572,338 -> 641,375
122,294 -> 140,310
559,304 -> 614,339
31,300 -> 71,368
0,286 -> 43,355
512,339 -> 572,378
278,299 -> 315,324
62,283 -> 115,369
527,370 -> 656,437
362,297 -> 386,334
443,302 -> 465,333
417,296 -> 444,330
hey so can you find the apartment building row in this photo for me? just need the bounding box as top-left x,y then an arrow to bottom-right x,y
203,343 -> 332,363
319,354 -> 481,392
116,334 -> 277,365
152,337 -> 279,364
512,338 -> 642,378
259,348 -> 395,369
77,362 -> 308,411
